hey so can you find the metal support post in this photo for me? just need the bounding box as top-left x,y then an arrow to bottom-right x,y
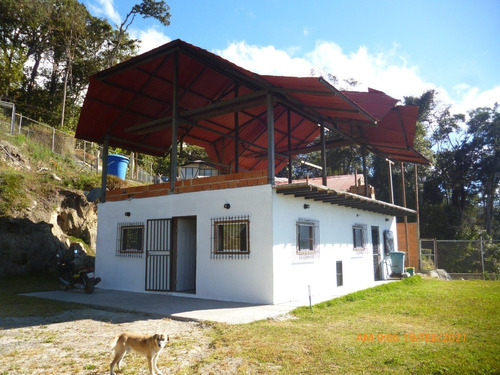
267,93 -> 275,185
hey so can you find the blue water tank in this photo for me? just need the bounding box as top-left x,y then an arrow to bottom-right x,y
107,154 -> 129,179
390,251 -> 405,275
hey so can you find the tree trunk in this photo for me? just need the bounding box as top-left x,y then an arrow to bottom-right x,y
484,173 -> 498,235
60,61 -> 70,128
26,52 -> 42,99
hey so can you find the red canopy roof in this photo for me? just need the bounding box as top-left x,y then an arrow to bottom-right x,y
75,39 -> 429,171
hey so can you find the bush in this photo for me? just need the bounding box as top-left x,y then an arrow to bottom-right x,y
0,171 -> 30,216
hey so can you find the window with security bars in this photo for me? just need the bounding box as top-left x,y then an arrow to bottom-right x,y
116,222 -> 144,257
295,218 -> 320,261
211,216 -> 250,259
353,223 -> 368,250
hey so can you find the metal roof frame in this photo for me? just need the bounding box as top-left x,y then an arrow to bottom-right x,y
76,39 -> 430,173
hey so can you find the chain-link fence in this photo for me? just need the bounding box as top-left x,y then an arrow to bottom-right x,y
1,101 -> 154,183
420,238 -> 500,278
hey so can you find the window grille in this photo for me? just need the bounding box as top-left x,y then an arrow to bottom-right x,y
336,261 -> 343,286
352,223 -> 368,250
294,218 -> 320,262
211,215 -> 250,259
116,222 -> 144,257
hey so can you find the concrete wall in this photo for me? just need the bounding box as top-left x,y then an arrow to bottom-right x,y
95,183 -> 398,305
272,191 -> 397,304
95,184 -> 275,304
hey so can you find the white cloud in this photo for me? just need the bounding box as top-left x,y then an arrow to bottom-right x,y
131,26 -> 171,54
216,42 -> 312,77
87,0 -> 121,26
215,40 -> 498,113
451,84 -> 500,114
305,41 -> 435,99
216,40 -> 435,99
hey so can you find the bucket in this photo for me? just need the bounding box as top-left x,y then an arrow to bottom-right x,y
406,267 -> 415,276
390,251 -> 405,275
107,154 -> 129,179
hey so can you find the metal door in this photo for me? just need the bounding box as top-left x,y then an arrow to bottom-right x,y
145,218 -> 172,291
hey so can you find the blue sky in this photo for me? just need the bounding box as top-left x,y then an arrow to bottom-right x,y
84,0 -> 500,114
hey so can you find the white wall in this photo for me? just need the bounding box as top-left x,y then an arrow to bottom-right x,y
95,183 -> 399,305
95,185 -> 275,304
272,191 -> 397,304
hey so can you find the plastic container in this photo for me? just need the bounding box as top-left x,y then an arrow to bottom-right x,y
107,154 -> 129,179
390,251 -> 405,275
405,267 -> 415,276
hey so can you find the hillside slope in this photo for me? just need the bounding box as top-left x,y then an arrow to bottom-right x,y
0,138 -> 101,276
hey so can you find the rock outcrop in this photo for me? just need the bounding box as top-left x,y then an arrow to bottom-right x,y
0,188 -> 97,276
0,140 -> 98,276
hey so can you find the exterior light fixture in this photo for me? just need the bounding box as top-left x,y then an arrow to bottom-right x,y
224,203 -> 231,209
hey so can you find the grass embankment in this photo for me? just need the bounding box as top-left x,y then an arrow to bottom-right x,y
1,275 -> 499,374
208,276 -> 500,374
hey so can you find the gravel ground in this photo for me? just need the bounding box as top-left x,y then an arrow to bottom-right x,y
0,308 -> 225,375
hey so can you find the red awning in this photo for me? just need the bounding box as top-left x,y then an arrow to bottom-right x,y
75,39 -> 429,171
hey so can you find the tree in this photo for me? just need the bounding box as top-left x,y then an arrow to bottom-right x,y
467,105 -> 500,236
107,0 -> 171,67
1,0 -> 142,129
23,1 -> 53,99
50,0 -> 89,127
0,0 -> 32,98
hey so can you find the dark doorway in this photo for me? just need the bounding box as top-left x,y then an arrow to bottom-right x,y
372,226 -> 381,280
172,216 -> 197,293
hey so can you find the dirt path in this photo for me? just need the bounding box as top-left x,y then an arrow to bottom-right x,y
0,308 -> 226,374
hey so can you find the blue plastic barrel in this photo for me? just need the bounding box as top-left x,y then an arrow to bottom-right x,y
390,251 -> 405,275
107,154 -> 129,179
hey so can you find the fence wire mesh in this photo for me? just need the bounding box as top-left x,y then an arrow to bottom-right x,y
420,238 -> 500,275
1,102 -> 154,183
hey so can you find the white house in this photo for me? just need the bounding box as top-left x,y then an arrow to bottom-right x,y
76,39 -> 427,305
95,170 -> 410,304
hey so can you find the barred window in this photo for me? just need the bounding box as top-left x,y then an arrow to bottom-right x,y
117,222 -> 144,257
295,219 -> 320,262
211,216 -> 250,259
353,223 -> 368,250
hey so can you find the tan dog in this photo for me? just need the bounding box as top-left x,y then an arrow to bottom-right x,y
110,332 -> 168,375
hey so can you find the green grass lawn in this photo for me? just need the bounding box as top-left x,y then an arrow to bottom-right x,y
207,276 -> 500,374
1,275 -> 499,374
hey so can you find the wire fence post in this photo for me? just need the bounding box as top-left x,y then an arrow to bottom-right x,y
51,127 -> 56,152
480,236 -> 485,278
433,238 -> 438,268
10,103 -> 15,135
